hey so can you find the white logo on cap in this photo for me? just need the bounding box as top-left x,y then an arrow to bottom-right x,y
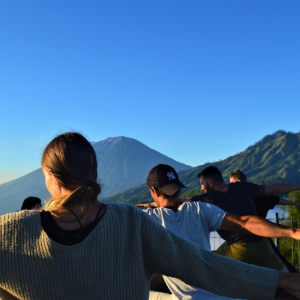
167,171 -> 176,180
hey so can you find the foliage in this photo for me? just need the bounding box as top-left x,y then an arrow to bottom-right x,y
181,188 -> 203,198
102,130 -> 300,205
278,191 -> 300,271
286,191 -> 300,218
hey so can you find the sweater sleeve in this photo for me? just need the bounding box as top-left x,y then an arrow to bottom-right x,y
140,211 -> 277,300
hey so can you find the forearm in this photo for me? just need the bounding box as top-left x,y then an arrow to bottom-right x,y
239,215 -> 299,239
264,184 -> 300,195
222,213 -> 300,239
278,272 -> 300,291
279,198 -> 300,207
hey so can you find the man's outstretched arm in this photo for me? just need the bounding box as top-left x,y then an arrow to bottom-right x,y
264,184 -> 300,195
279,197 -> 300,207
220,213 -> 300,239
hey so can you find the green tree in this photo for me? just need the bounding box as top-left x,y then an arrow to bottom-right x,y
181,188 -> 203,198
278,191 -> 300,271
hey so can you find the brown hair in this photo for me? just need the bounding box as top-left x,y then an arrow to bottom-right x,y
42,132 -> 101,216
21,196 -> 42,210
229,169 -> 247,182
150,187 -> 181,199
197,165 -> 224,184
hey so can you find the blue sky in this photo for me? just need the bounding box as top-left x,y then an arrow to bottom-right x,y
0,1 -> 300,184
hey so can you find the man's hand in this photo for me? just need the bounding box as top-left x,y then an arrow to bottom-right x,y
135,202 -> 157,208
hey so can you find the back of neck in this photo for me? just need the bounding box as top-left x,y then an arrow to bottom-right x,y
160,197 -> 182,212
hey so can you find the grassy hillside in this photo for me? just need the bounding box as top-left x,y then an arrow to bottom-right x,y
102,130 -> 300,204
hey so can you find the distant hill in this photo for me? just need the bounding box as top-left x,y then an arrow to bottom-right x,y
0,169 -> 47,214
0,136 -> 191,215
92,137 -> 191,196
102,130 -> 300,204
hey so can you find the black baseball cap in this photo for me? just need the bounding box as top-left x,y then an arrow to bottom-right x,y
146,164 -> 186,196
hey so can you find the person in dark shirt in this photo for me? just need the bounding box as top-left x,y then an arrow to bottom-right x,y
229,169 -> 300,273
190,165 -> 300,273
229,169 -> 300,218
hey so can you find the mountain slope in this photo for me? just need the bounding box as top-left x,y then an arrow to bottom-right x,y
0,136 -> 191,215
0,169 -> 48,213
102,130 -> 300,204
93,136 -> 191,196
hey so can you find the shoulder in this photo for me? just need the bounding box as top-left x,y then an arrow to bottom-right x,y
0,211 -> 42,248
105,203 -> 155,224
190,194 -> 207,202
180,201 -> 226,216
180,201 -> 203,211
106,204 -> 178,239
192,201 -> 227,216
144,207 -> 162,217
229,182 -> 261,191
106,203 -> 144,216
0,210 -> 40,227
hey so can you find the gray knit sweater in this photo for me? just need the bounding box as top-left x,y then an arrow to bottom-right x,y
0,204 -> 277,300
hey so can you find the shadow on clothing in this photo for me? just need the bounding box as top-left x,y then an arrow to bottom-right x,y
150,273 -> 171,294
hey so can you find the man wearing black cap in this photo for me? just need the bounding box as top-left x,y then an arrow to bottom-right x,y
143,164 -> 230,299
146,164 -> 187,211
139,164 -> 300,300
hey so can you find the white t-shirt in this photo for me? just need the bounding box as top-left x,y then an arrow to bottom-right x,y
146,201 -> 241,300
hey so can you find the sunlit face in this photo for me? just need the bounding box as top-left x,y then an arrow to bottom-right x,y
199,176 -> 212,193
229,176 -> 240,183
42,167 -> 61,198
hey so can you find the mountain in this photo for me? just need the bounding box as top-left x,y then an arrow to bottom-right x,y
0,169 -> 47,214
0,136 -> 191,215
102,130 -> 300,204
1,130 -> 299,214
92,137 -> 191,195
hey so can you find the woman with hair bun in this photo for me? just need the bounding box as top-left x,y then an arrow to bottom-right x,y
0,132 -> 299,300
229,169 -> 247,183
40,132 -> 104,243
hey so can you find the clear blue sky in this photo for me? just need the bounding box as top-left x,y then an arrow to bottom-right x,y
1,1 -> 300,184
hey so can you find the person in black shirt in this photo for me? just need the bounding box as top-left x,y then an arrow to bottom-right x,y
229,169 -> 300,218
190,166 -> 300,272
229,169 -> 300,272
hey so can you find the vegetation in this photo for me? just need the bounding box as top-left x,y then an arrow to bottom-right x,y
102,130 -> 300,204
278,191 -> 300,271
181,188 -> 203,198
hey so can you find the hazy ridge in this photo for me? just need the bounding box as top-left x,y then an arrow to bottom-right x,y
102,130 -> 300,204
1,130 -> 299,215
0,136 -> 191,215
